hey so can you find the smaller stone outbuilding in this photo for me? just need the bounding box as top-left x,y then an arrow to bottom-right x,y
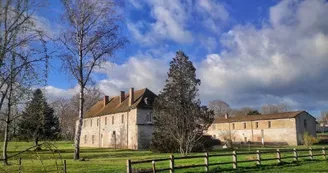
207,111 -> 316,146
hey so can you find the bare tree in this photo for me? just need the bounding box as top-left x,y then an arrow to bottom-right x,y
208,99 -> 231,117
0,0 -> 48,114
0,0 -> 49,165
230,107 -> 255,117
51,88 -> 102,140
219,130 -> 236,148
261,103 -> 291,114
59,0 -> 127,159
320,111 -> 328,124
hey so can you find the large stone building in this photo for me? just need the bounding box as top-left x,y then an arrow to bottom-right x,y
207,111 -> 316,146
79,88 -> 157,150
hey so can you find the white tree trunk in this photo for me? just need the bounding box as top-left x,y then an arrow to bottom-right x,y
74,86 -> 84,160
2,114 -> 9,165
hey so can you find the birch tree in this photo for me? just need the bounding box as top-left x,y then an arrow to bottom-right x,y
59,0 -> 127,160
0,0 -> 49,165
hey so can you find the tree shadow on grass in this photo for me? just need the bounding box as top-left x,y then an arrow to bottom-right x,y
208,159 -> 327,173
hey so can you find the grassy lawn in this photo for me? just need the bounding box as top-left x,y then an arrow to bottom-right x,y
0,141 -> 327,173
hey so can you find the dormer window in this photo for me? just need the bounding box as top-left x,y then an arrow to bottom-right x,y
144,97 -> 149,105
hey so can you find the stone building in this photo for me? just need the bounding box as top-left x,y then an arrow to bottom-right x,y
79,88 -> 157,150
207,111 -> 316,146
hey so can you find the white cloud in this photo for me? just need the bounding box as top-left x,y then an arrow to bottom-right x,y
127,0 -> 228,45
197,0 -> 328,110
43,85 -> 78,101
94,51 -> 172,95
196,0 -> 229,33
127,0 -> 193,45
46,0 -> 328,114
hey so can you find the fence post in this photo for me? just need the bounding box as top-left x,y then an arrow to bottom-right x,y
152,161 -> 156,173
309,147 -> 313,160
170,155 -> 175,173
18,157 -> 22,173
293,148 -> 298,162
276,149 -> 281,164
232,151 -> 237,169
323,147 -> 326,159
256,150 -> 261,166
127,160 -> 132,173
204,152 -> 209,172
63,160 -> 67,173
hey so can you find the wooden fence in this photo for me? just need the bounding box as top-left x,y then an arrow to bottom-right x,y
127,147 -> 327,173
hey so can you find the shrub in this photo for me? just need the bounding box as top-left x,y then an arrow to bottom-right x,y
220,130 -> 236,148
150,130 -> 179,153
303,132 -> 319,146
192,135 -> 221,152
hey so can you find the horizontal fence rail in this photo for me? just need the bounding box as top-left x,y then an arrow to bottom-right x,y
127,147 -> 327,173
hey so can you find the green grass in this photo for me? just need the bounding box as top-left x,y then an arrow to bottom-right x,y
0,141 -> 327,173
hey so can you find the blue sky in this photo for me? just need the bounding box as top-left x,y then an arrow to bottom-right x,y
40,0 -> 328,117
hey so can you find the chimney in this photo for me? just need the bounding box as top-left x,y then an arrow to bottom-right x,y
224,113 -> 229,119
129,87 -> 134,106
103,95 -> 109,106
120,91 -> 125,104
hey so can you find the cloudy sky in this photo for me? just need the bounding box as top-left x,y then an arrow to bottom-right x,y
41,0 -> 328,117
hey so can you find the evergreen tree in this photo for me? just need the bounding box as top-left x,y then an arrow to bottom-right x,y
151,51 -> 214,156
247,110 -> 261,115
43,104 -> 60,140
18,89 -> 60,145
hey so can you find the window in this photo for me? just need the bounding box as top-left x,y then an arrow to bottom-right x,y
84,135 -> 87,144
90,119 -> 92,127
268,121 -> 271,128
243,123 -> 247,129
112,131 -> 116,136
304,120 -> 307,128
146,112 -> 152,123
121,114 -> 124,123
112,116 -> 114,125
105,117 -> 107,125
92,135 -> 95,144
244,137 -> 247,142
255,122 -> 259,128
232,123 -> 235,129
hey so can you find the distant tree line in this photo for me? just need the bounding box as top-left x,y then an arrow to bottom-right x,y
50,88 -> 103,140
208,100 -> 292,118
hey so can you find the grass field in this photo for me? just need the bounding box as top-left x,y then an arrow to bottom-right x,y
0,141 -> 327,173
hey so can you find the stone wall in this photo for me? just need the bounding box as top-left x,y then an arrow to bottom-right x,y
136,109 -> 154,150
80,109 -> 138,149
80,108 -> 154,150
295,112 -> 317,144
207,118 -> 298,145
